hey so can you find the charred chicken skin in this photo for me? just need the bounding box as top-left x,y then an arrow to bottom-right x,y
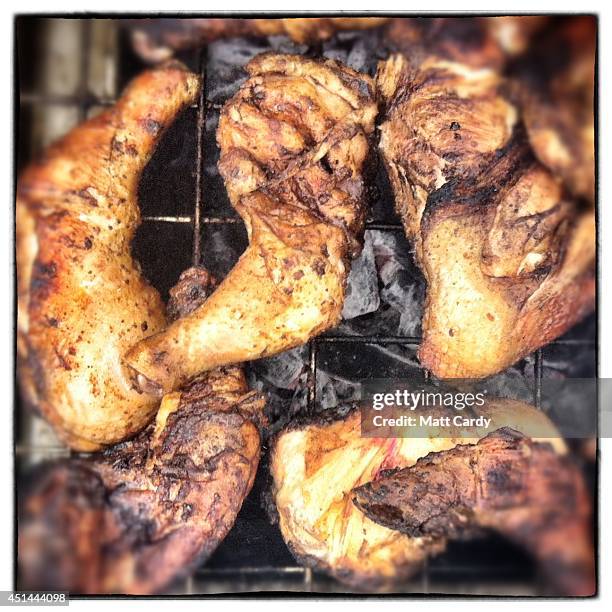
18,268 -> 266,595
270,400 -> 564,590
126,53 -> 377,395
353,428 -> 595,596
16,63 -> 200,450
377,52 -> 595,378
130,17 -> 389,63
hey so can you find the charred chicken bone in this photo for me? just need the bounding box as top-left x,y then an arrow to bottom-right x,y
126,53 -> 378,394
377,47 -> 595,379
16,62 -> 200,450
353,428 -> 595,596
18,267 -> 266,595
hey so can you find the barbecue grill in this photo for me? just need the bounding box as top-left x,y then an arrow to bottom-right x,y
15,17 -> 597,596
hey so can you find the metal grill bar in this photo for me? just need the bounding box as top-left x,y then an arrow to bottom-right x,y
193,48 -> 208,267
142,215 -> 192,223
315,334 -> 593,346
137,216 -> 410,229
534,348 -> 543,409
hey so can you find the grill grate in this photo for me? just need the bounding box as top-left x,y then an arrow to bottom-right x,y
16,18 -> 596,596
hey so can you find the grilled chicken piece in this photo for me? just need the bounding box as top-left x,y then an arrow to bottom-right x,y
377,53 -> 595,378
126,53 -> 377,394
270,400 -> 564,589
483,16 -> 549,57
18,267 -> 266,595
385,17 -> 547,73
512,16 -> 595,202
130,17 -> 389,63
18,367 -> 264,594
353,428 -> 595,596
386,17 -> 507,71
16,63 -> 200,450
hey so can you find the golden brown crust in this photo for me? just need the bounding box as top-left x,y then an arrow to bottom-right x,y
270,399 -> 564,589
16,63 -> 200,449
377,52 -> 595,378
353,428 -> 595,596
125,53 -> 377,394
130,17 -> 390,62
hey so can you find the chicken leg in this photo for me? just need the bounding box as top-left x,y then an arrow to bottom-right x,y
125,53 -> 377,394
16,63 -> 200,450
353,428 -> 595,596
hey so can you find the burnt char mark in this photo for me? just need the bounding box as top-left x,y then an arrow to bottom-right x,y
111,137 -> 124,154
53,347 -> 72,371
167,267 -> 216,322
485,460 -> 522,494
33,261 -> 57,280
179,375 -> 215,406
432,17 -> 486,51
152,350 -> 168,365
311,259 -> 326,277
276,402 -> 358,437
353,499 -> 405,531
421,125 -> 534,227
30,261 -> 58,298
18,361 -> 260,593
268,402 -> 358,455
73,188 -> 98,207
125,144 -> 139,157
142,118 -> 164,136
508,17 -> 574,92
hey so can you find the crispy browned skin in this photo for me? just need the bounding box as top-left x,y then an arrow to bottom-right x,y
377,51 -> 595,378
16,63 -> 200,450
513,16 -> 595,202
130,17 -> 389,62
353,428 -> 595,596
271,400 -> 564,590
126,53 -> 377,394
18,268 -> 265,595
